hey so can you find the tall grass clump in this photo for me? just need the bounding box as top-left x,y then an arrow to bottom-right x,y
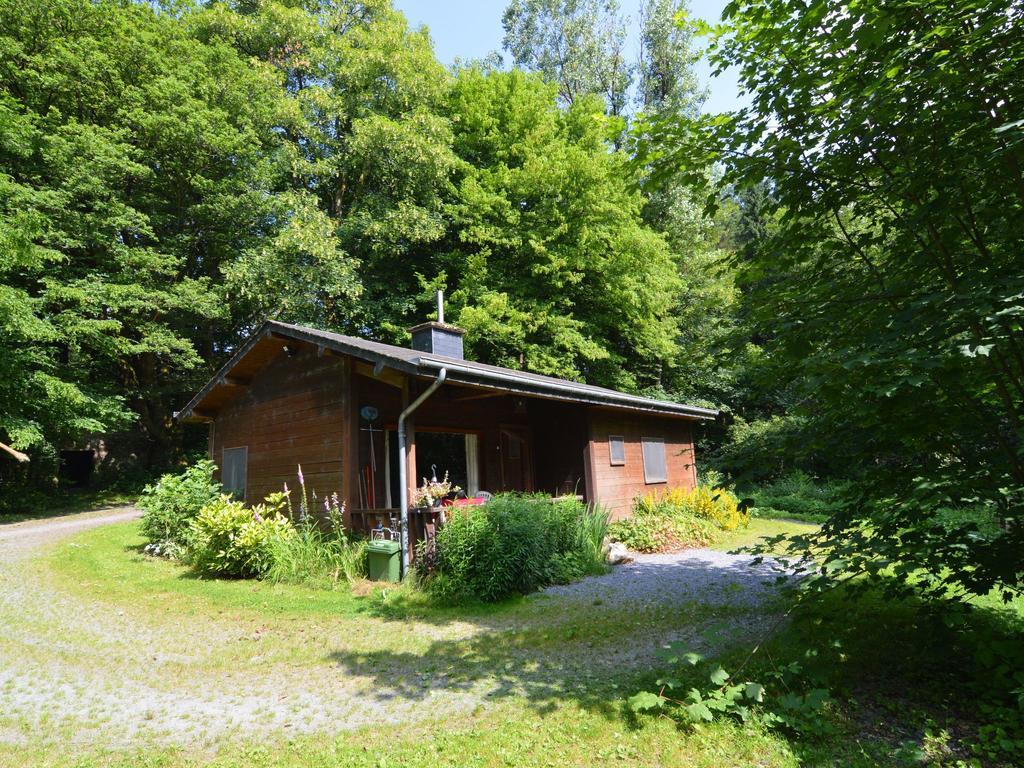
425,494 -> 609,603
265,484 -> 367,588
609,484 -> 749,553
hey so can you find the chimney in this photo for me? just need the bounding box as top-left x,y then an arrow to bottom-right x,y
409,290 -> 465,359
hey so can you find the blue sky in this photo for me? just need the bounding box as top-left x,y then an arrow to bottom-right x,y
393,0 -> 744,114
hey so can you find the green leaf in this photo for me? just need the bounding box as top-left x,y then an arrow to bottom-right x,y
744,682 -> 765,702
684,701 -> 715,722
627,691 -> 664,712
709,666 -> 730,685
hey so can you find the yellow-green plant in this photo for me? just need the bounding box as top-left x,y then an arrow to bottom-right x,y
187,495 -> 295,578
612,484 -> 749,553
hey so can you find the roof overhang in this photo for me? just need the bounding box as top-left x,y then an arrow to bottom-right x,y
176,321 -> 720,423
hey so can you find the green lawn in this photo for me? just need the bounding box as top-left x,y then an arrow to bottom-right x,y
3,516 -> 1021,767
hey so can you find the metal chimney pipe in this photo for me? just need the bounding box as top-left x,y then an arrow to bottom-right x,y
436,289 -> 444,324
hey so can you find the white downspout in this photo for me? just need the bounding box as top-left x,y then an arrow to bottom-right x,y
397,368 -> 447,575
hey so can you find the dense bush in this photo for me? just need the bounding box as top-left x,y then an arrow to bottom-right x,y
425,494 -> 609,603
609,484 -> 748,553
138,460 -> 221,557
749,472 -> 849,523
187,495 -> 295,578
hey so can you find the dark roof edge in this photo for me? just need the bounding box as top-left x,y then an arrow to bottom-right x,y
415,358 -> 718,420
177,320 -> 719,422
176,322 -> 273,421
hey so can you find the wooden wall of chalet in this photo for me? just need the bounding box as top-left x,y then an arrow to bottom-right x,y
210,347 -> 346,503
586,410 -> 698,519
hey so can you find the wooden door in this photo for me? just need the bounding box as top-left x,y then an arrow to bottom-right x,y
498,428 -> 533,492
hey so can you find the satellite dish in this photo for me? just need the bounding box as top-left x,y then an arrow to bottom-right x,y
360,405 -> 379,422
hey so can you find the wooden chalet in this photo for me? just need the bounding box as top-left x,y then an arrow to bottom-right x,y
178,308 -> 717,565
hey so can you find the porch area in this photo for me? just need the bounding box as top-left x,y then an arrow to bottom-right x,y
343,366 -> 592,554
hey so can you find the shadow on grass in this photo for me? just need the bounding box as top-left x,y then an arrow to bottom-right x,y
325,555 -> 789,721
0,490 -> 137,525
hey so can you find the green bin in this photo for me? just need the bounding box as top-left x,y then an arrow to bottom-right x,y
366,539 -> 402,582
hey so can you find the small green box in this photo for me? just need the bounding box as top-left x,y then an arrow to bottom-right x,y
366,539 -> 402,582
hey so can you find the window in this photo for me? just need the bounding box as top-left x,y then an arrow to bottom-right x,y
608,435 -> 626,466
641,437 -> 667,484
222,446 -> 247,499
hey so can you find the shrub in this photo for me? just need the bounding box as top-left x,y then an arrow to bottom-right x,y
610,484 -> 748,553
609,514 -> 716,553
750,472 -> 848,523
425,494 -> 609,603
187,495 -> 295,578
138,460 -> 221,557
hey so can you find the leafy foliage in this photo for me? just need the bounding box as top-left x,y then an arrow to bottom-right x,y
266,495 -> 367,588
639,0 -> 1024,601
609,484 -> 747,553
138,460 -> 222,557
629,641 -> 832,737
749,472 -> 849,524
187,495 -> 294,579
425,494 -> 609,603
502,0 -> 631,116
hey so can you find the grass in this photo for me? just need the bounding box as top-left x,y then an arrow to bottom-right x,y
711,516 -> 820,554
5,515 -> 1021,767
0,705 -> 797,768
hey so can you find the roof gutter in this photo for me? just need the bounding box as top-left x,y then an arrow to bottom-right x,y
415,358 -> 717,420
397,367 -> 447,576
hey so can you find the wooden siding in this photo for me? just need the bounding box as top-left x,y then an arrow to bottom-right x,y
210,347 -> 346,503
586,409 -> 697,519
207,343 -> 701,520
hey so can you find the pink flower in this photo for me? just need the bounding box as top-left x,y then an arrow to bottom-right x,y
297,465 -> 304,486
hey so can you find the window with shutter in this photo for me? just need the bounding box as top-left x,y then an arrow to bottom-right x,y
608,435 -> 626,466
641,437 -> 667,484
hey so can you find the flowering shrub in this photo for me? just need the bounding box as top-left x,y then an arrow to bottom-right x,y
266,486 -> 367,587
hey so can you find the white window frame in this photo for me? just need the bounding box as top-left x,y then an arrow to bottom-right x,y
222,446 -> 248,500
641,437 -> 668,484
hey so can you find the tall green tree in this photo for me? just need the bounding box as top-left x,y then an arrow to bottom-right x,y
637,0 -> 704,114
645,0 -> 1024,598
502,0 -> 632,117
0,0 -> 288,467
438,69 -> 681,388
196,0 -> 453,339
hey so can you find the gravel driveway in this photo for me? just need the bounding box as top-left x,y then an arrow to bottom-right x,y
0,510 -> 785,748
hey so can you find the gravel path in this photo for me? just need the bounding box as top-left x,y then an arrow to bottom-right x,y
0,510 -> 786,749
0,506 -> 142,558
542,550 -> 782,608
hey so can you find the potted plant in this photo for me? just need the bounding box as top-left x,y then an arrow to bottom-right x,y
413,471 -> 461,509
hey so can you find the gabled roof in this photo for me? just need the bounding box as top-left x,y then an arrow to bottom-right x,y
177,320 -> 719,422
